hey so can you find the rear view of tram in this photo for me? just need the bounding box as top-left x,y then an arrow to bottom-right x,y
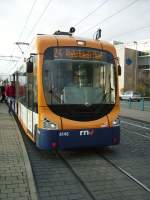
18,28 -> 121,150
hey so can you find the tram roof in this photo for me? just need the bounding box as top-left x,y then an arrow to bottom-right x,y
34,34 -> 116,56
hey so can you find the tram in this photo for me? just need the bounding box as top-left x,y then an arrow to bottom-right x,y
13,28 -> 121,150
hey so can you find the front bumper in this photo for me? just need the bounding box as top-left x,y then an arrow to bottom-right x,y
36,126 -> 120,150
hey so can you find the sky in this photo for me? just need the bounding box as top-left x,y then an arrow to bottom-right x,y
0,0 -> 150,78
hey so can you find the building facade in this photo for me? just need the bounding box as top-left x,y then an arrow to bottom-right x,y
114,40 -> 150,96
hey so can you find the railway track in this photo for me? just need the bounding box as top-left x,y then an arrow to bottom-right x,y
57,149 -> 150,200
121,118 -> 150,139
18,117 -> 150,200
97,152 -> 150,193
19,128 -> 92,200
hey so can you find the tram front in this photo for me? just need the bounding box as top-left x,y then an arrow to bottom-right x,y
37,46 -> 120,149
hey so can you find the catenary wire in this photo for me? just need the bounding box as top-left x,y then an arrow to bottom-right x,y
28,0 -> 108,44
25,0 -> 53,41
8,0 -> 53,75
18,0 -> 38,41
23,0 -> 54,57
5,0 -> 38,76
11,0 -> 38,56
78,0 -> 140,36
74,0 -> 109,27
4,0 -> 148,76
108,23 -> 150,41
0,59 -> 18,62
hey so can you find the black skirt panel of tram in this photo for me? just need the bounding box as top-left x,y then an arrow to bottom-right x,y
48,104 -> 114,121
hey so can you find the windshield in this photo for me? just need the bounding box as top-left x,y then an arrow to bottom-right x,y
43,59 -> 116,106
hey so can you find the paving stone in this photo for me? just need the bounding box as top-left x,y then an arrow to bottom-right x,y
0,104 -> 32,200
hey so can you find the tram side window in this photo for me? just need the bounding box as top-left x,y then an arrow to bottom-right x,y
27,55 -> 38,112
18,72 -> 28,105
33,56 -> 38,112
27,74 -> 33,109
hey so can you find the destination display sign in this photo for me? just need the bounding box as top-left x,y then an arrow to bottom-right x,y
53,47 -> 102,61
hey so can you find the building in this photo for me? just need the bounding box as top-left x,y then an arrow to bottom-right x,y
114,40 -> 150,96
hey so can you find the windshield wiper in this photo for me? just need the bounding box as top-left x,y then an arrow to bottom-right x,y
102,92 -> 110,103
49,89 -> 63,104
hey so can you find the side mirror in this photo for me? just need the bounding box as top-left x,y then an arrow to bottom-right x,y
118,65 -> 121,76
27,61 -> 33,73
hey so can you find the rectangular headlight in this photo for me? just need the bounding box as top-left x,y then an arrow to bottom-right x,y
43,118 -> 58,130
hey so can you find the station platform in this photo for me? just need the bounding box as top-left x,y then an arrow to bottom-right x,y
0,103 -> 37,200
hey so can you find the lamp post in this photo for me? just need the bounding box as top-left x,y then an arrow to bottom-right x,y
134,41 -> 138,91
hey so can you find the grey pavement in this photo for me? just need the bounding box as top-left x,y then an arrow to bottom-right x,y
0,103 -> 38,200
120,107 -> 150,123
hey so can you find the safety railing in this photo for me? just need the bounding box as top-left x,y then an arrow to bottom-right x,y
120,97 -> 150,112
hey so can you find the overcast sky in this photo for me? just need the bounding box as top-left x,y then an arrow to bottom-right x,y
0,0 -> 150,76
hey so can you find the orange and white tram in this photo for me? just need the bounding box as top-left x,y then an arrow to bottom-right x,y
13,29 -> 121,150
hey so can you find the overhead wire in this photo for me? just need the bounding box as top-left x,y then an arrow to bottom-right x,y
22,0 -> 54,59
18,0 -> 38,41
108,23 -> 150,41
7,0 -> 38,75
74,0 -> 109,27
25,0 -> 53,41
1,0 -> 148,77
0,59 -> 18,62
10,0 -> 38,56
0,55 -> 20,58
9,0 -> 53,75
78,0 -> 140,36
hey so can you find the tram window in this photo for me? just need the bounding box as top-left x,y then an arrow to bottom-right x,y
18,72 -> 28,105
17,56 -> 38,111
27,61 -> 33,73
43,59 -> 116,105
32,56 -> 38,112
27,55 -> 38,112
27,74 -> 33,109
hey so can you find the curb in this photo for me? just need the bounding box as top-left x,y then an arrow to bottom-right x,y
11,114 -> 39,200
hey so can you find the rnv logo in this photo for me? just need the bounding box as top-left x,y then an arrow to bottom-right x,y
80,130 -> 89,136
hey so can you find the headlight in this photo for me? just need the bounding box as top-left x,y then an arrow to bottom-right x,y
43,118 -> 58,130
112,118 -> 120,127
